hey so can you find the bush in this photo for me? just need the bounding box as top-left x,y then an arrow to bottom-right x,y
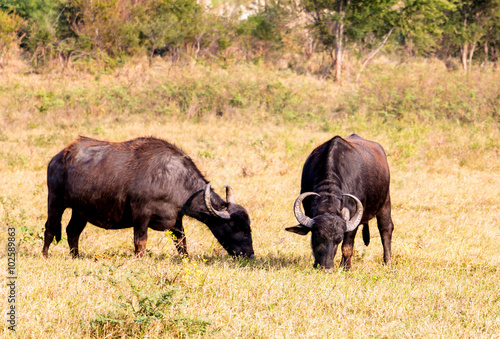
89,287 -> 211,338
0,9 -> 24,65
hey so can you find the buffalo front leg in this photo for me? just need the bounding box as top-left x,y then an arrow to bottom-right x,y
133,217 -> 150,257
340,226 -> 359,271
66,212 -> 87,258
171,218 -> 188,256
376,196 -> 394,265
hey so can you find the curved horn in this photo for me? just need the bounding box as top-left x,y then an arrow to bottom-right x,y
222,185 -> 236,204
342,194 -> 364,232
341,207 -> 350,221
293,192 -> 320,227
204,183 -> 231,220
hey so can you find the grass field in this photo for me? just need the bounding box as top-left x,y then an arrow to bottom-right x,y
1,57 -> 500,338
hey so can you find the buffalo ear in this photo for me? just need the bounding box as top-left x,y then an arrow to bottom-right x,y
285,225 -> 312,235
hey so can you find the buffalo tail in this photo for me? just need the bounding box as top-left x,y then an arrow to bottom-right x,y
363,223 -> 370,246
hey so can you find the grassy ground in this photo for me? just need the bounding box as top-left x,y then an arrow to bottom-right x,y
1,57 -> 499,338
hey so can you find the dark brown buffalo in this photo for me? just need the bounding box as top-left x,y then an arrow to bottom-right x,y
286,134 -> 393,271
42,136 -> 254,258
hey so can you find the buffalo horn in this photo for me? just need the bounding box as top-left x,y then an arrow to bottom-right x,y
204,183 -> 231,220
223,185 -> 236,204
342,194 -> 364,232
341,207 -> 350,221
293,192 -> 320,227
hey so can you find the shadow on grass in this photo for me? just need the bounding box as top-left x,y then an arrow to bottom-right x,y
24,245 -> 313,271
188,252 -> 312,271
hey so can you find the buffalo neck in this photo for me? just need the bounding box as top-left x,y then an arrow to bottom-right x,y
182,187 -> 225,223
312,176 -> 343,217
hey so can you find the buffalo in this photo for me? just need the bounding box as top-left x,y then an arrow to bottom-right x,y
286,134 -> 393,271
42,136 -> 254,258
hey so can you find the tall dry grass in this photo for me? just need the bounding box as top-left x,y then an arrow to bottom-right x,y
1,57 -> 499,338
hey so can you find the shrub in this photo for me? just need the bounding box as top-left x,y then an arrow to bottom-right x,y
89,287 -> 211,338
0,9 -> 24,65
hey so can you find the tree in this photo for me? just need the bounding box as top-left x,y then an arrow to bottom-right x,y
302,0 -> 355,81
1,0 -> 73,65
482,0 -> 500,65
444,0 -> 500,71
139,0 -> 221,60
302,0 -> 402,81
0,9 -> 24,67
303,0 -> 460,81
393,0 -> 456,56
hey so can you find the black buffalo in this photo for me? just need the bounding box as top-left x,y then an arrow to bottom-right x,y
286,134 -> 393,271
42,136 -> 254,258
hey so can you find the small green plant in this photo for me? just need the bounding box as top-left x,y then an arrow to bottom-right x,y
89,286 -> 211,338
18,224 -> 43,244
156,257 -> 208,289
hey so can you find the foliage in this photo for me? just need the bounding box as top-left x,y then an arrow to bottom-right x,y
394,0 -> 457,55
350,61 -> 500,123
1,0 -> 500,69
66,0 -> 141,58
236,0 -> 295,54
0,9 -> 24,51
89,284 -> 211,337
0,9 -> 24,68
442,0 -> 500,69
0,0 -> 68,64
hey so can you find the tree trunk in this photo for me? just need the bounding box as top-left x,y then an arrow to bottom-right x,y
492,46 -> 498,69
468,43 -> 476,69
461,43 -> 468,72
334,21 -> 344,82
332,1 -> 349,82
484,42 -> 489,65
460,16 -> 468,72
357,26 -> 395,81
305,38 -> 317,60
150,42 -> 156,66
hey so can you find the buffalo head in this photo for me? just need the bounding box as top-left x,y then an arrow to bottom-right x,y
285,192 -> 363,271
204,184 -> 254,258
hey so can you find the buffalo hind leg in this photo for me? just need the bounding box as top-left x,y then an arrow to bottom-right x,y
66,212 -> 87,258
340,227 -> 359,271
42,198 -> 65,258
376,196 -> 394,265
171,218 -> 188,256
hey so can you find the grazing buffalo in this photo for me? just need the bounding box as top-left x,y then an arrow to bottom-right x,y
286,134 -> 393,271
42,136 -> 254,258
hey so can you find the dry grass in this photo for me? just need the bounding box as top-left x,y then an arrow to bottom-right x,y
1,59 -> 499,338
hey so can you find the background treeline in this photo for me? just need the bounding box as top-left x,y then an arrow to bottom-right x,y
1,0 -> 500,79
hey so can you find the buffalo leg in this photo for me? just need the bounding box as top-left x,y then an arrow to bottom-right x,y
376,196 -> 394,265
66,212 -> 87,258
171,218 -> 188,256
340,227 -> 359,271
133,216 -> 149,256
42,196 -> 65,258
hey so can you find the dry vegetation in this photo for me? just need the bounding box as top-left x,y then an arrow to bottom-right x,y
1,57 -> 499,338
